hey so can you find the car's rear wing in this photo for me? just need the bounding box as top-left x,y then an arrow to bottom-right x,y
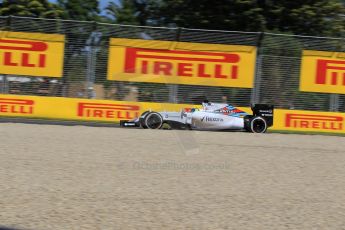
251,104 -> 274,127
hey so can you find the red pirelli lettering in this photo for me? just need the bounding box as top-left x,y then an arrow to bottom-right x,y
77,102 -> 140,119
153,61 -> 173,75
316,59 -> 345,86
0,39 -> 48,68
0,39 -> 48,51
0,98 -> 34,114
123,48 -> 240,79
285,113 -> 344,130
177,63 -> 193,77
0,98 -> 34,105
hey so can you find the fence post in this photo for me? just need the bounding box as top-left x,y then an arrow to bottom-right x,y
251,32 -> 264,105
330,94 -> 340,112
168,27 -> 181,104
1,16 -> 12,94
1,75 -> 8,94
60,18 -> 68,98
86,22 -> 102,99
328,38 -> 344,112
86,44 -> 95,98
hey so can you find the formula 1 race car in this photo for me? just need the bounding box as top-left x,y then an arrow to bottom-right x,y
120,101 -> 274,133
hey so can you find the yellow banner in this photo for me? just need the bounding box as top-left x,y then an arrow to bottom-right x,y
1,94 -> 345,134
107,38 -> 257,88
0,31 -> 65,77
300,50 -> 345,94
273,109 -> 345,134
0,94 -> 199,122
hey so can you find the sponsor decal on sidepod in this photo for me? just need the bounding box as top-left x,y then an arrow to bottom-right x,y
201,116 -> 224,122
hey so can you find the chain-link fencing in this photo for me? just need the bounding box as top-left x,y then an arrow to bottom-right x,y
0,16 -> 344,112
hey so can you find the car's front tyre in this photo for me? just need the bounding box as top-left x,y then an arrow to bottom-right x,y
139,111 -> 151,129
143,112 -> 164,129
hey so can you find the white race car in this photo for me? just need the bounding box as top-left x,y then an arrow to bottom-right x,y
120,101 -> 274,133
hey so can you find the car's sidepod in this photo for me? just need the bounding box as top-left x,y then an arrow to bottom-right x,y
191,111 -> 244,130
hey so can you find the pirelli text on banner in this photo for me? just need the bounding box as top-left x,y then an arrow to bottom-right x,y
300,50 -> 345,94
286,113 -> 344,131
0,31 -> 65,77
272,109 -> 345,133
0,97 -> 34,115
107,38 -> 257,88
77,102 -> 140,120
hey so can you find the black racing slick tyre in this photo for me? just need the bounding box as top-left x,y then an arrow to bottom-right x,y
144,112 -> 163,129
139,111 -> 151,129
249,117 -> 268,133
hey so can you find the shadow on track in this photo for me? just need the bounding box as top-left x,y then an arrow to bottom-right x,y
0,117 -> 119,128
0,227 -> 25,230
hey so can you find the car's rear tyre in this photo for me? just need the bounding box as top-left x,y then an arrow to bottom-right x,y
249,117 -> 267,133
144,112 -> 163,129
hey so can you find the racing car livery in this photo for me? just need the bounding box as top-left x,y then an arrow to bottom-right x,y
120,102 -> 274,133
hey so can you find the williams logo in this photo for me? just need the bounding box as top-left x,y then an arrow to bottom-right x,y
201,116 -> 224,122
0,98 -> 34,114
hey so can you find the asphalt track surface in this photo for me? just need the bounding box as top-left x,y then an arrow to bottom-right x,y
1,122 -> 345,230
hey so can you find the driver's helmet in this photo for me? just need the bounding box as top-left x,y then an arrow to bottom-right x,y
202,100 -> 214,110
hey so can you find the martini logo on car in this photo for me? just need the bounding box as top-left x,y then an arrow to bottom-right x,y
107,38 -> 256,88
0,31 -> 65,77
77,102 -> 140,120
201,116 -> 224,122
299,50 -> 345,94
0,98 -> 34,114
214,106 -> 247,117
285,113 -> 344,131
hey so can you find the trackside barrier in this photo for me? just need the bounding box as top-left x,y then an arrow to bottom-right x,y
273,109 -> 345,134
0,94 -> 202,122
1,94 -> 345,134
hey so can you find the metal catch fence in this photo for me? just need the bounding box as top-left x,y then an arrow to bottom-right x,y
0,16 -> 344,112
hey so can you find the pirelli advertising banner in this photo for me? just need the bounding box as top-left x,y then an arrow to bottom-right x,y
0,31 -> 65,77
300,50 -> 345,94
0,94 -> 201,122
273,109 -> 345,134
107,38 -> 257,88
2,94 -> 345,135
